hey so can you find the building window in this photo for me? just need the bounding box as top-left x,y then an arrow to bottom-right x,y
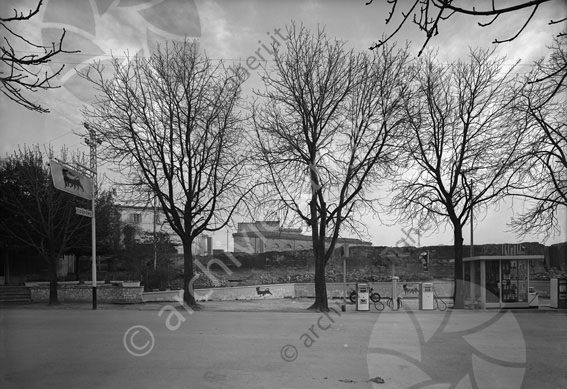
130,213 -> 142,224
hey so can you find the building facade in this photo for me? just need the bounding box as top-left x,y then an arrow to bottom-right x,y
232,221 -> 372,254
118,205 -> 211,256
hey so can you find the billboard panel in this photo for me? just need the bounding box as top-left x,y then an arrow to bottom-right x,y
50,160 -> 93,200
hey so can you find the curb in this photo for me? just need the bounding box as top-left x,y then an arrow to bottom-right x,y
3,299 -> 567,314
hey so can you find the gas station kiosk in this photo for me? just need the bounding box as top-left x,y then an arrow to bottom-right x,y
463,246 -> 543,309
356,283 -> 370,311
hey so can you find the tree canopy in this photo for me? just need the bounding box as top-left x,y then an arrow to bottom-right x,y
511,34 -> 567,238
81,39 -> 254,306
390,49 -> 529,307
0,145 -> 89,304
253,24 -> 413,310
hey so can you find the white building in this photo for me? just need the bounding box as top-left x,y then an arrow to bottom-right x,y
118,205 -> 211,256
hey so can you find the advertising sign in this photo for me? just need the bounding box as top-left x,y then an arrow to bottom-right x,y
50,160 -> 93,200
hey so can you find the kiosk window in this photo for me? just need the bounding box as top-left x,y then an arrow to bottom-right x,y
486,260 -> 500,303
501,260 -> 526,303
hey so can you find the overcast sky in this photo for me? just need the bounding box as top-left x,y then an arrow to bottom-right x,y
1,0 -> 566,249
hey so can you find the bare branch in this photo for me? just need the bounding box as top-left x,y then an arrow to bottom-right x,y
493,3 -> 540,43
1,1 -> 79,112
367,0 -> 558,55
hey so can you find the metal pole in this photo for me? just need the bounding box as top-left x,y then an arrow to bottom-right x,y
153,196 -> 157,271
91,174 -> 97,309
85,123 -> 98,310
470,182 -> 474,258
342,256 -> 346,311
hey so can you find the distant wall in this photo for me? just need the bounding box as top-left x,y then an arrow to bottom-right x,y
30,285 -> 143,303
194,244 -> 555,284
546,243 -> 567,271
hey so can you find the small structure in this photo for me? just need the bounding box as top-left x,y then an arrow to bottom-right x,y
463,244 -> 543,309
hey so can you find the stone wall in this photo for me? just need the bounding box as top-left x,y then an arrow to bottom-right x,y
142,281 -> 455,302
293,281 -> 454,299
30,284 -> 143,303
142,284 -> 297,302
194,283 -> 296,301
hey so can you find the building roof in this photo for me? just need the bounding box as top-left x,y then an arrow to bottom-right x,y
464,255 -> 544,261
232,230 -> 371,246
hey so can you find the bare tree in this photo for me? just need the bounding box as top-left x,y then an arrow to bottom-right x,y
0,145 -> 89,304
510,34 -> 567,238
390,49 -> 528,309
0,0 -> 78,113
81,40 -> 253,307
366,0 -> 566,55
253,24 -> 412,311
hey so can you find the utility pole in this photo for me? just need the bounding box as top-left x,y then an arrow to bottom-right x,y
84,123 -> 100,309
470,181 -> 474,258
226,228 -> 229,252
153,196 -> 157,270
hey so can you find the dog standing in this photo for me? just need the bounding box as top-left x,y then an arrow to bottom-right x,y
256,287 -> 272,296
403,284 -> 419,295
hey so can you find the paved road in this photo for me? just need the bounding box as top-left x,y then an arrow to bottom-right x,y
1,301 -> 566,388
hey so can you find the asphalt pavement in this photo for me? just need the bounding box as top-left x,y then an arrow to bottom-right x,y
1,299 -> 566,388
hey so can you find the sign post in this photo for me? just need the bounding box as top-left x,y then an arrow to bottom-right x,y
84,122 -> 101,310
50,158 -> 96,309
91,173 -> 97,309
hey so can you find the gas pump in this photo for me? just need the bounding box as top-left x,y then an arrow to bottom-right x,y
391,276 -> 399,303
419,282 -> 434,310
356,283 -> 370,311
550,278 -> 567,309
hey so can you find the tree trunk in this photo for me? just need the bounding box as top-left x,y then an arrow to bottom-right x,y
47,256 -> 59,305
183,239 -> 197,307
308,239 -> 329,311
74,255 -> 80,281
453,226 -> 465,309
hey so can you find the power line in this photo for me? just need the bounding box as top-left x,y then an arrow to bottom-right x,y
47,130 -> 75,142
10,49 -> 280,63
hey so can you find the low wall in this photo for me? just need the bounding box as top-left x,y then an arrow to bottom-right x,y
143,281 -> 454,302
294,281 -> 454,299
195,283 -> 296,301
529,280 -> 550,298
144,284 -> 296,302
143,290 -> 184,303
30,284 -> 143,304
